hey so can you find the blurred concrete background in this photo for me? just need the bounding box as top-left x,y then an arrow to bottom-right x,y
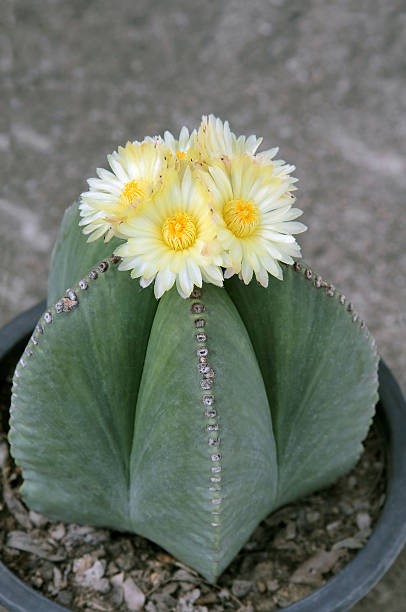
1,1 -> 405,609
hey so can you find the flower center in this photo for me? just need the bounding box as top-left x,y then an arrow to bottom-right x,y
162,212 -> 197,251
120,180 -> 147,206
223,198 -> 259,238
176,150 -> 186,160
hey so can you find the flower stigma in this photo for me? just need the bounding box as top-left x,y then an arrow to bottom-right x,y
162,212 -> 198,251
223,198 -> 259,238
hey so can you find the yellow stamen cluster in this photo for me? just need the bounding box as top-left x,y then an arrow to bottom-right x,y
162,212 -> 197,251
120,180 -> 147,206
223,198 -> 259,238
80,115 -> 306,298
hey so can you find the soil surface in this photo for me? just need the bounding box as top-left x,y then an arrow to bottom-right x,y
0,353 -> 386,611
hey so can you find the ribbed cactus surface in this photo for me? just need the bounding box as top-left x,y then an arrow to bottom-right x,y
9,203 -> 378,582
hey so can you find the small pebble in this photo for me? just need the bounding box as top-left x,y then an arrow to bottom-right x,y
240,603 -> 254,612
332,537 -> 364,550
254,560 -> 274,580
106,561 -> 120,576
52,567 -> 62,590
356,512 -> 371,531
232,579 -> 253,598
218,588 -> 231,600
73,558 -> 110,593
33,575 -> 44,588
177,588 -> 201,609
110,573 -> 125,606
267,579 -> 279,592
29,511 -> 48,528
56,590 -> 73,606
116,553 -> 135,571
339,501 -> 353,516
286,521 -> 296,540
111,584 -> 124,607
196,591 -> 218,605
49,523 -> 65,541
73,553 -> 93,574
172,568 -> 198,583
291,549 -> 342,586
123,576 -> 146,611
326,520 -> 341,534
353,499 -> 370,511
161,582 -> 178,596
110,572 -> 124,587
306,511 -> 320,523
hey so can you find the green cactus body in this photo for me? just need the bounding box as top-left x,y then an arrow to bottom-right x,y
9,203 -> 379,582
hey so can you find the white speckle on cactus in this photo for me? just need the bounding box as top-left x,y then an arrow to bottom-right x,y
44,311 -> 53,324
203,395 -> 214,406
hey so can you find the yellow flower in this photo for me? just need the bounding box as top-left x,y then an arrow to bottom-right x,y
79,119 -> 306,296
79,140 -> 170,242
197,114 -> 279,164
201,154 -> 306,286
115,168 -> 223,299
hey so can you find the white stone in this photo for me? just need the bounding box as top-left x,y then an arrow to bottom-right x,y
123,577 -> 146,611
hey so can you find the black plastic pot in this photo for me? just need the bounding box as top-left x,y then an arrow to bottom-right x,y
0,303 -> 405,612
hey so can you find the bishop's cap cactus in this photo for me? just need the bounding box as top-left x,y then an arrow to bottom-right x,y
9,115 -> 378,582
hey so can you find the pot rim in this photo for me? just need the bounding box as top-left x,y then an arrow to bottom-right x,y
0,303 -> 405,612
